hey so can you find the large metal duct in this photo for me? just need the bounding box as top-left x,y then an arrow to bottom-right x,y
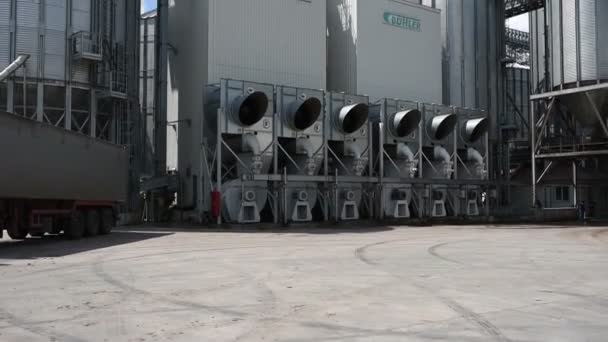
285,97 -> 322,131
390,109 -> 422,138
337,103 -> 369,135
461,118 -> 489,144
427,114 -> 458,141
230,92 -> 269,127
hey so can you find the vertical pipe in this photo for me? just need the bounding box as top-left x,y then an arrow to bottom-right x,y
22,68 -> 26,117
155,0 -> 168,176
216,108 -> 222,225
90,90 -> 97,137
379,104 -> 385,220
323,94 -> 329,221
530,100 -> 536,208
572,160 -> 577,207
64,0 -> 72,131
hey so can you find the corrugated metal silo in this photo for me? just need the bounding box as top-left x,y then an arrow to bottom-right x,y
0,0 -> 140,145
435,0 -> 505,138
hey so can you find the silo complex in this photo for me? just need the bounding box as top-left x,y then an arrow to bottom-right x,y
0,0 -> 139,144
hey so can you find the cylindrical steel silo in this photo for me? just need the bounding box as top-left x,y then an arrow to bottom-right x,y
0,0 -> 140,144
531,0 -> 608,130
435,0 -> 505,138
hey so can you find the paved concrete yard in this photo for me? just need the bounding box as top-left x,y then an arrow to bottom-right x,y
1,224 -> 608,341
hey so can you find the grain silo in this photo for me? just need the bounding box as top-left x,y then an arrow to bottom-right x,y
0,0 -> 139,145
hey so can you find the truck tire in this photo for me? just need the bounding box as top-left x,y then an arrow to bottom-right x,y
6,216 -> 27,240
100,209 -> 114,235
7,226 -> 27,240
85,210 -> 100,237
65,210 -> 85,240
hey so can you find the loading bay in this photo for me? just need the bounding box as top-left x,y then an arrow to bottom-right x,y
1,224 -> 607,341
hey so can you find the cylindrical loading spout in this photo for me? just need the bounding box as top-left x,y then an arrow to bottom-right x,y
286,97 -> 322,131
463,118 -> 489,143
391,109 -> 421,137
230,91 -> 269,127
429,114 -> 458,140
338,103 -> 369,134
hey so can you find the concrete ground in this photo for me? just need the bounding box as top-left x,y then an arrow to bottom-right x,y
1,224 -> 608,342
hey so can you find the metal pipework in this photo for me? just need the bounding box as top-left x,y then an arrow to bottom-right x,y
230,91 -> 269,127
390,109 -> 422,138
427,113 -> 458,140
462,117 -> 489,143
285,97 -> 322,131
337,103 -> 369,134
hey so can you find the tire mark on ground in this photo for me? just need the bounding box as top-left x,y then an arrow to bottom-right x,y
436,295 -> 511,342
354,240 -> 406,266
427,240 -> 475,265
0,307 -> 87,342
354,239 -> 512,342
92,259 -> 246,317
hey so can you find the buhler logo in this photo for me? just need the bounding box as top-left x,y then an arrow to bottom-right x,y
383,12 -> 421,32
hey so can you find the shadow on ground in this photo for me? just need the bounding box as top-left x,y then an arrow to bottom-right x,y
118,221 -> 397,235
0,231 -> 172,260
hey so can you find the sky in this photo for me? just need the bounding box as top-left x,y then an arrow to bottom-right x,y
139,2 -> 530,33
507,13 -> 529,32
142,0 -> 155,13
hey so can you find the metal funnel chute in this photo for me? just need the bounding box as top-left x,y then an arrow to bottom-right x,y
338,103 -> 369,134
560,89 -> 608,128
286,97 -> 322,131
391,109 -> 421,137
429,114 -> 458,140
463,117 -> 489,143
230,91 -> 269,127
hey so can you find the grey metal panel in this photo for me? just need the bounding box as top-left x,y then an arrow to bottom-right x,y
0,25 -> 9,70
0,111 -> 128,202
16,0 -> 38,27
207,0 -> 326,89
72,0 -> 90,32
599,0 -> 608,80
354,0 -> 441,102
72,61 -> 89,83
45,30 -> 66,80
561,0 -> 576,84
15,27 -> 38,78
549,0 -> 561,87
0,1 -> 9,69
45,1 -> 66,31
579,0 -> 597,81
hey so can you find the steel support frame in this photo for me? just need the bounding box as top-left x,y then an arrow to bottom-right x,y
529,83 -> 608,208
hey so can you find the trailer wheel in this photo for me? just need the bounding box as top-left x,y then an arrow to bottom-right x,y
7,226 -> 27,240
6,217 -> 27,240
65,210 -> 85,240
99,209 -> 114,235
85,210 -> 100,237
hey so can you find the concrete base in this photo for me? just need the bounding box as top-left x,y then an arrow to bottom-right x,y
1,224 -> 608,341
